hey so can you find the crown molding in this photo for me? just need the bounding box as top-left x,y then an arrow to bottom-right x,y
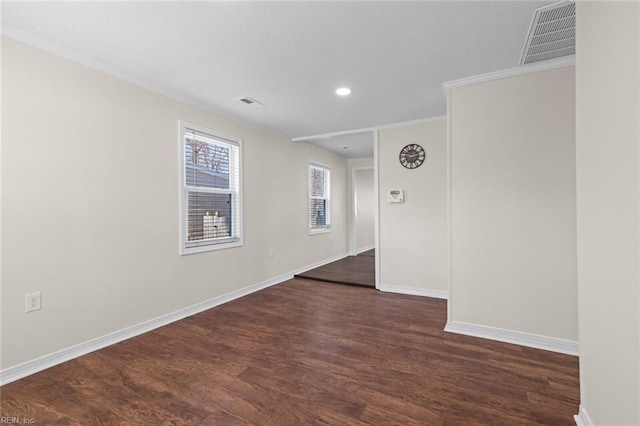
442,56 -> 575,91
377,116 -> 447,131
1,27 -> 290,141
292,116 -> 447,142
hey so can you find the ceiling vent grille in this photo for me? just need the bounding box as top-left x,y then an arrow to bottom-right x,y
520,1 -> 575,66
238,97 -> 267,107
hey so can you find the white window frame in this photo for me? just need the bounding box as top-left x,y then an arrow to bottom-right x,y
308,162 -> 331,235
179,121 -> 243,255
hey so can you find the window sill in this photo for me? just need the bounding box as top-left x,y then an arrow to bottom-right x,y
309,228 -> 331,236
180,238 -> 242,255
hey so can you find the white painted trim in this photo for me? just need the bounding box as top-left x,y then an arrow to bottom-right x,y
351,167 -> 358,256
444,320 -> 579,356
1,27 -> 289,141
379,284 -> 448,300
293,128 -> 375,142
292,116 -> 447,142
573,405 -> 594,426
293,252 -> 349,276
178,121 -> 244,255
377,116 -> 447,131
442,57 -> 575,91
2,27 -> 446,148
373,130 -> 381,290
308,228 -> 331,236
0,253 -> 348,386
356,245 -> 375,255
445,85 -> 453,322
308,162 -> 332,234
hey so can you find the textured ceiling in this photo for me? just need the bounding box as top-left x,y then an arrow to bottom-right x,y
2,1 -> 551,157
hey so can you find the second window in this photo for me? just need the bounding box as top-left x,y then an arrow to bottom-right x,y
309,163 -> 331,233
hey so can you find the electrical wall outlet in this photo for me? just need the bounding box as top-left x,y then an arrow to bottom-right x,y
269,247 -> 275,258
26,292 -> 42,313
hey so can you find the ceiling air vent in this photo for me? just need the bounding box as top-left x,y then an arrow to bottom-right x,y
238,97 -> 267,107
520,1 -> 575,66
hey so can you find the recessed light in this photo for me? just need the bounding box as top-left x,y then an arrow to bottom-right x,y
336,87 -> 352,96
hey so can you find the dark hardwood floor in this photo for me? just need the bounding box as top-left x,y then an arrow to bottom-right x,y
0,278 -> 579,425
358,249 -> 375,257
295,251 -> 375,287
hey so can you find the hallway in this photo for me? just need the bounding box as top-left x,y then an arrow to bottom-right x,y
295,250 -> 375,288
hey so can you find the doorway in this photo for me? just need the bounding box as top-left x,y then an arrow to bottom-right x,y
352,167 -> 375,255
295,165 -> 376,288
292,130 -> 378,288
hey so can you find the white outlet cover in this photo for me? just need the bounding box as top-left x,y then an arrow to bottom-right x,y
26,292 -> 42,313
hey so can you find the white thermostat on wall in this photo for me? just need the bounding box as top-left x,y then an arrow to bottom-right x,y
388,190 -> 404,203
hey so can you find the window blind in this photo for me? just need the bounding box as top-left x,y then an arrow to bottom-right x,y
181,124 -> 242,253
309,164 -> 330,231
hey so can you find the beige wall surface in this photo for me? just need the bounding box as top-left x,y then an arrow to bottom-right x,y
354,168 -> 375,252
448,67 -> 577,341
1,37 -> 348,369
378,120 -> 448,294
347,157 -> 374,255
576,2 -> 640,424
347,157 -> 374,170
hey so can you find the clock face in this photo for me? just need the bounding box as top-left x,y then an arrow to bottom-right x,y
399,144 -> 426,169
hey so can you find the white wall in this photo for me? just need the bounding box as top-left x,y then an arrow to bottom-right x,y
447,66 -> 578,344
378,120 -> 448,297
354,168 -> 374,252
0,37 -> 348,370
576,2 -> 640,424
348,157 -> 374,170
347,157 -> 374,255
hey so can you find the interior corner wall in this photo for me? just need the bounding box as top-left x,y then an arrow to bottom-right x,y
354,168 -> 375,252
576,2 -> 640,424
448,66 -> 577,342
0,37 -> 348,370
347,157 -> 375,255
378,120 -> 448,296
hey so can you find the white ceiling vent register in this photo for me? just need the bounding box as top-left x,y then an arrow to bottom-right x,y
520,1 -> 575,66
238,97 -> 267,108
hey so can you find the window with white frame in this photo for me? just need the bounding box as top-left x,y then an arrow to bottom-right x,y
179,122 -> 242,254
309,163 -> 330,233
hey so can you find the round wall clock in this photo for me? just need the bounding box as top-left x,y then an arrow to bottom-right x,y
399,144 -> 426,169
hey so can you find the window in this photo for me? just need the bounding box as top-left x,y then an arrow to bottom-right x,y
309,163 -> 330,233
179,122 -> 242,254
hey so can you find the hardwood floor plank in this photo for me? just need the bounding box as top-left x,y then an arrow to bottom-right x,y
0,278 -> 579,425
295,253 -> 375,287
358,249 -> 375,257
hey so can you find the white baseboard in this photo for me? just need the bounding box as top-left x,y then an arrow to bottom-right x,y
293,252 -> 349,275
356,245 -> 375,255
574,405 -> 593,426
444,320 -> 579,356
0,253 -> 349,386
379,283 -> 448,300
